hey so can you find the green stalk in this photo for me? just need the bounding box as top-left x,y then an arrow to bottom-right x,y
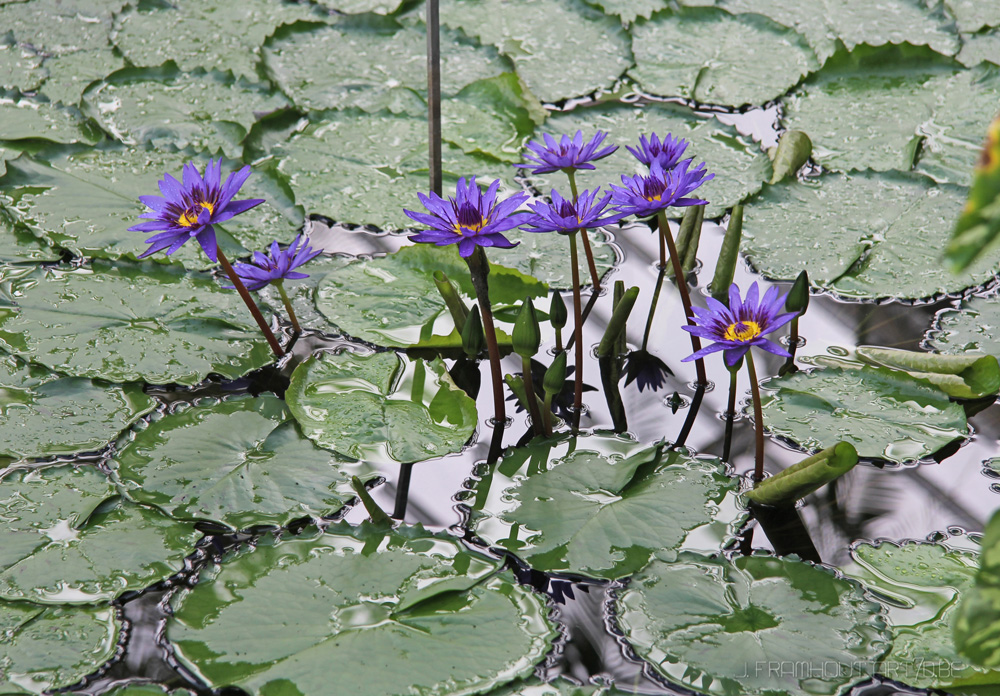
640,266 -> 666,351
567,170 -> 602,291
274,280 -> 301,334
745,351 -> 765,482
722,366 -> 738,463
569,231 -> 584,432
657,212 -> 706,386
466,248 -> 507,441
216,248 -> 283,357
520,355 -> 544,438
542,392 -> 554,437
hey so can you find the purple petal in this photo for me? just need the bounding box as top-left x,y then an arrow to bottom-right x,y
681,342 -> 727,363
457,238 -> 477,257
196,226 -> 218,262
128,220 -> 174,233
724,346 -> 751,367
756,338 -> 791,359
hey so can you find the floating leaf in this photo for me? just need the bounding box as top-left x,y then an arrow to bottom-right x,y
469,434 -> 742,579
0,216 -> 60,264
854,345 -> 1000,399
579,0 -> 668,23
323,0 -> 406,14
616,553 -> 890,696
313,244 -> 546,348
0,260 -> 274,385
38,47 -> 125,108
956,510 -> 1000,669
957,30 -> 1000,69
743,442 -> 858,506
0,42 -> 45,94
530,102 -> 771,218
758,364 -> 968,464
82,67 -> 289,159
0,95 -> 100,145
742,170 -> 981,300
926,294 -> 1000,358
768,130 -> 812,183
287,351 -> 478,464
946,0 -> 1000,33
169,524 -> 556,696
0,0 -> 121,57
629,7 -> 818,107
112,395 -> 370,530
0,600 -> 119,695
113,0 -> 320,82
440,0 -> 632,103
0,353 -> 154,460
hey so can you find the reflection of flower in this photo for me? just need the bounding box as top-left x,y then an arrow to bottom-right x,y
610,159 -> 713,219
404,177 -> 529,258
622,349 -> 673,392
516,130 -> 618,175
227,235 -> 321,291
682,282 -> 798,367
626,133 -> 689,170
129,159 -> 264,262
523,188 -> 621,235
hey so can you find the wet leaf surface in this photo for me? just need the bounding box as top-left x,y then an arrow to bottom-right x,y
0,96 -> 100,145
926,294 -> 1000,358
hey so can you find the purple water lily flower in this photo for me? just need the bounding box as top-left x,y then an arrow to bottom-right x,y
626,133 -> 689,170
128,159 -> 264,262
404,177 -> 529,258
227,235 -> 322,291
610,158 -> 713,219
522,187 -> 622,235
681,282 -> 799,368
516,130 -> 618,175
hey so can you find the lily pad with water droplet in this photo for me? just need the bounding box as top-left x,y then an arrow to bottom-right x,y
469,434 -> 742,580
0,600 -> 119,695
0,353 -> 155,461
529,101 -> 772,219
112,395 -> 371,530
0,216 -> 60,264
629,7 -> 819,108
742,170 -> 981,300
168,523 -> 557,696
757,364 -> 968,465
485,678 -> 630,695
580,0 -> 667,23
926,294 -> 1000,359
441,0 -> 632,104
287,351 -> 478,465
0,260 -> 275,385
615,553 -> 890,696
945,0 -> 1000,33
0,95 -> 100,146
502,227 -> 617,290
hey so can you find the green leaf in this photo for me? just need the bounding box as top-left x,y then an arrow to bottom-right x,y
758,364 -> 968,464
81,67 -> 289,160
946,0 -> 1000,33
531,102 -> 772,218
579,0 -> 668,24
855,345 -> 1000,399
0,260 -> 275,385
37,46 -> 125,108
743,442 -> 858,506
0,215 -> 60,264
768,130 -> 812,184
628,7 -> 818,108
325,0 -> 406,13
469,434 -> 743,580
0,353 -> 155,460
945,114 -> 1000,272
484,678 -> 629,695
615,553 -> 890,696
0,0 -> 122,56
0,600 -> 119,694
0,95 -> 100,145
927,294 -> 1000,360
957,30 -> 1000,69
168,524 -> 557,696
114,0 -> 321,82
313,244 -> 546,348
440,0 -> 632,103
742,170 -> 981,300
287,351 -> 479,464
112,395 -> 370,530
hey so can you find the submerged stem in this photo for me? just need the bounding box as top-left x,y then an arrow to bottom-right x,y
467,248 -> 507,446
217,248 -> 283,358
745,351 -> 765,483
657,212 -> 707,387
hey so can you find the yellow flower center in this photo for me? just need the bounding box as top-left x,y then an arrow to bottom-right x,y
454,219 -> 486,236
644,193 -> 662,202
177,201 -> 214,227
724,320 -> 761,342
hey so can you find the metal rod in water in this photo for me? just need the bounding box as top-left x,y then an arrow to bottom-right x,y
426,0 -> 442,196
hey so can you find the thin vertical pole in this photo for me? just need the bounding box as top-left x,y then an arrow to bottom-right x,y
426,0 -> 442,196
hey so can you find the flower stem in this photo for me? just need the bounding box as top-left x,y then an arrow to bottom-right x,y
274,280 -> 301,334
466,248 -> 507,444
723,367 -> 738,463
542,392 -> 554,437
745,350 -> 765,483
569,231 -> 584,432
216,248 -> 284,358
640,265 -> 666,351
657,211 -> 707,387
566,170 -> 602,292
520,355 -> 545,438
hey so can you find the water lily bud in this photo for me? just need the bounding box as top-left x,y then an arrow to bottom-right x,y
549,291 -> 567,330
462,305 -> 485,359
786,270 -> 810,315
512,296 -> 541,359
543,351 -> 567,397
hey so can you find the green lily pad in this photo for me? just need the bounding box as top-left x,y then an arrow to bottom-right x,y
926,294 -> 1000,358
0,260 -> 275,385
757,364 -> 968,464
0,498 -> 199,604
469,434 -> 742,579
615,554 -> 890,696
580,0 -> 668,24
0,353 -> 155,460
313,243 -> 547,348
957,30 -> 1000,68
530,102 -> 772,219
946,0 -> 1000,33
0,600 -> 119,695
0,95 -> 100,145
38,46 -> 125,108
0,147 -> 302,268
82,67 -> 289,160
261,108 -> 520,229
287,351 -> 478,464
629,7 -> 818,107
0,0 -> 121,56
0,464 -> 116,576
845,538 -> 998,691
113,0 -> 321,82
0,215 -> 60,264
112,395 -> 370,530
324,0 -> 406,13
0,42 -> 45,94
168,523 -> 557,696
485,678 -> 629,695
441,0 -> 632,103
262,15 -> 508,115
742,171 -> 980,300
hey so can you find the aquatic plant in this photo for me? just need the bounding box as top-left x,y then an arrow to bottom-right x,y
228,234 -> 322,332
